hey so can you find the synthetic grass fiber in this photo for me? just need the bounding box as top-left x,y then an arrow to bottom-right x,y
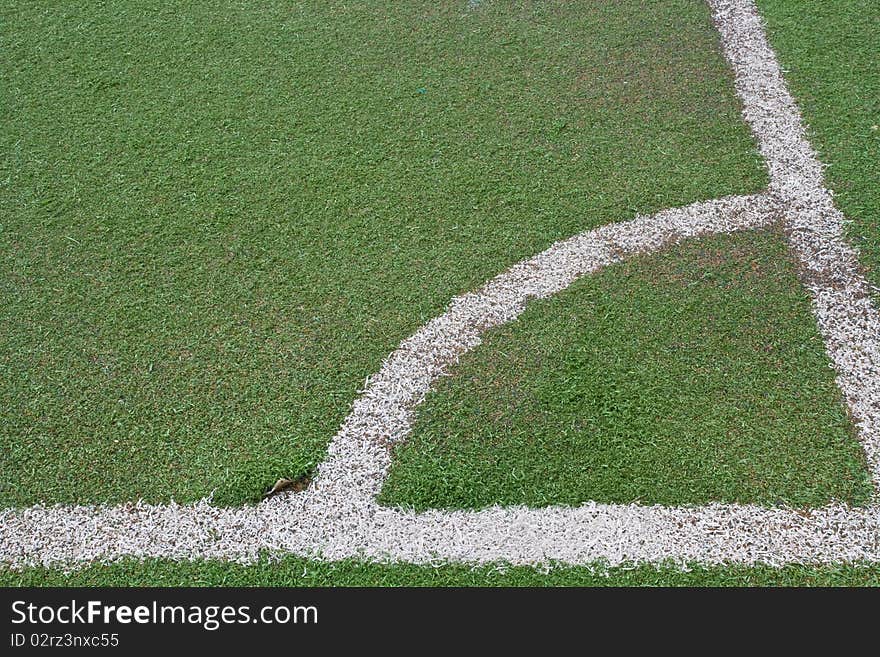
380,229 -> 873,510
0,0 -> 765,505
0,0 -> 878,586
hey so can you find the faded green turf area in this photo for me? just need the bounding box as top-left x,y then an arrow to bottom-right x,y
381,230 -> 873,510
3,558 -> 880,587
758,1 -> 879,284
0,0 -> 766,506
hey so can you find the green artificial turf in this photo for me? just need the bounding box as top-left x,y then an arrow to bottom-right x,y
758,0 -> 879,286
3,557 -> 880,587
0,0 -> 766,506
380,229 -> 873,510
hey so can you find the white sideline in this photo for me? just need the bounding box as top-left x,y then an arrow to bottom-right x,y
3,0 -> 880,570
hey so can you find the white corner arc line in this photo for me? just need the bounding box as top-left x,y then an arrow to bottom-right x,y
3,0 -> 880,570
310,193 -> 778,510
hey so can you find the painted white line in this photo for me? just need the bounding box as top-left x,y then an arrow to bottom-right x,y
3,0 -> 880,570
2,499 -> 880,568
